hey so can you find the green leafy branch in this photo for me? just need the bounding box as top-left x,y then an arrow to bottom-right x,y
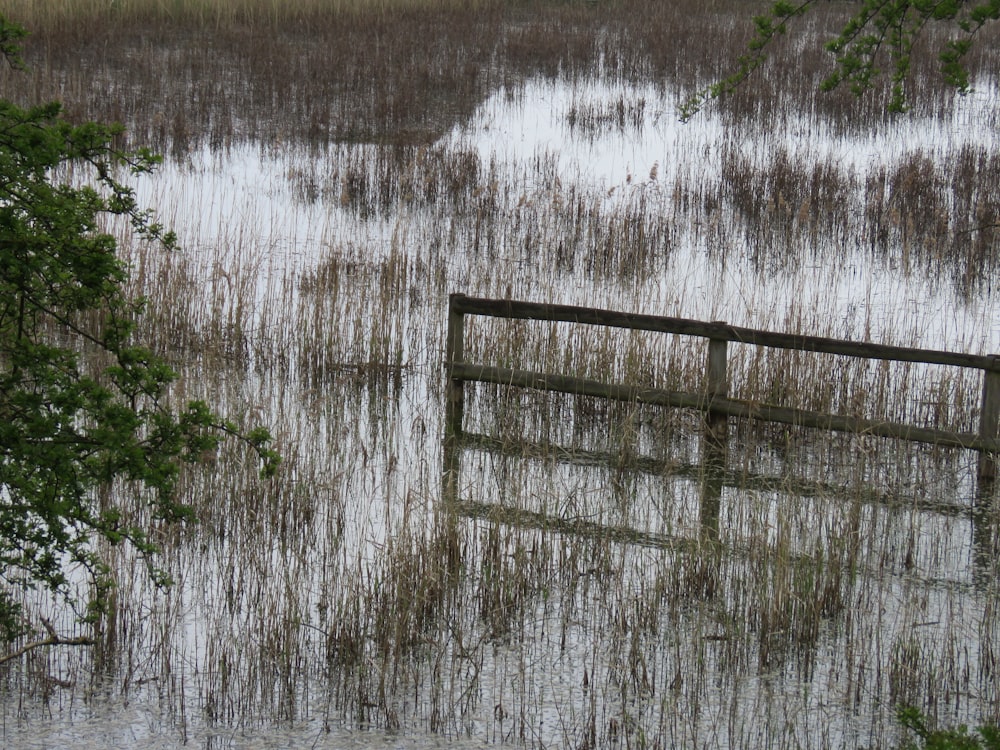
680,0 -> 814,121
680,0 -> 1000,119
897,705 -> 1000,749
0,12 -> 279,644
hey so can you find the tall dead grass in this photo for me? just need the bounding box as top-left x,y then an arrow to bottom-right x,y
5,0 -> 504,28
8,0 -> 993,151
1,0 -> 998,746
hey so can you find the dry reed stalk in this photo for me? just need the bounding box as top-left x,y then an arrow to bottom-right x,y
2,1 -> 998,746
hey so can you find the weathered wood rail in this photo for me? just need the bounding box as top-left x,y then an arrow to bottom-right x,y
444,293 -> 1000,485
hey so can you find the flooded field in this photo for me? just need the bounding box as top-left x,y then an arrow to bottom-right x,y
2,1 -> 1000,747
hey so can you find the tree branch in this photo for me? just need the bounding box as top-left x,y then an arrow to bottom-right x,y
0,618 -> 94,665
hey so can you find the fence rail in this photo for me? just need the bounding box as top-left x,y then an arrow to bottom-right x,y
444,293 -> 1000,485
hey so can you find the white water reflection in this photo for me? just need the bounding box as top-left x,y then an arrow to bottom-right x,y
14,70 -> 1000,748
125,74 -> 1000,357
453,75 -> 1000,188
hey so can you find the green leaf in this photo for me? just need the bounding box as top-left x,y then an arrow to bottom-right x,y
684,0 -> 999,118
0,16 -> 279,640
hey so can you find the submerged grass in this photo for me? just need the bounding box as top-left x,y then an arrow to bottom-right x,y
1,1 -> 999,748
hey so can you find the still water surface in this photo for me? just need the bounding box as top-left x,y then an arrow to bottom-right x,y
6,73 -> 1000,748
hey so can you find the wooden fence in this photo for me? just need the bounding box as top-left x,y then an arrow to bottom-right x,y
444,293 -> 1000,488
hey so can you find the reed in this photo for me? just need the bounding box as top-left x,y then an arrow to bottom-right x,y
1,0 -> 998,747
4,0 -> 504,28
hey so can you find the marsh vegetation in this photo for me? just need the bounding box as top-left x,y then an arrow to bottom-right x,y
1,0 -> 1000,747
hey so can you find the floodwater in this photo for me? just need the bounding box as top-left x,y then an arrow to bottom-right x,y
131,74 -> 1000,350
4,72 -> 1000,749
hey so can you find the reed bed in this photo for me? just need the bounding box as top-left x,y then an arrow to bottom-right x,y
4,0 -> 505,29
1,1 -> 999,748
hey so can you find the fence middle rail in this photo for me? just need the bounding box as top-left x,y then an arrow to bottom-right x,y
444,293 -> 1000,484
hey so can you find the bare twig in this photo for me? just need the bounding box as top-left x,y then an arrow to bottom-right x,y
956,222 -> 1000,236
0,618 -> 94,666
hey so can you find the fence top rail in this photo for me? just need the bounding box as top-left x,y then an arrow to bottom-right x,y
450,294 -> 1000,372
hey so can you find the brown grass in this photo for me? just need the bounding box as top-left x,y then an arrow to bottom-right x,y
1,0 -> 998,746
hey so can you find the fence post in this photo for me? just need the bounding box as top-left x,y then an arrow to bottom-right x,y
445,293 -> 466,439
704,325 -> 729,454
977,356 -> 1000,489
